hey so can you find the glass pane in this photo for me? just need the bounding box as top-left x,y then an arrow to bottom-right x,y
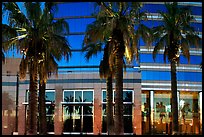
45,91 -> 55,102
123,91 -> 132,102
123,104 -> 132,115
63,106 -> 74,116
46,104 -> 55,115
83,106 -> 93,115
124,116 -> 133,133
83,116 -> 93,132
75,105 -> 82,115
103,91 -> 106,102
75,91 -> 82,102
102,116 -> 107,133
102,104 -> 106,116
64,91 -> 74,102
63,118 -> 73,132
74,118 -> 82,132
83,91 -> 93,102
47,116 -> 54,132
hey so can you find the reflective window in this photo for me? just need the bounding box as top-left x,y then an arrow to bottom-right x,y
46,90 -> 55,102
64,91 -> 74,102
25,90 -> 55,132
102,90 -> 133,133
45,90 -> 55,132
140,54 -> 202,65
140,4 -> 167,13
63,90 -> 93,133
54,2 -> 98,17
83,91 -> 93,102
66,18 -> 96,33
141,71 -> 202,82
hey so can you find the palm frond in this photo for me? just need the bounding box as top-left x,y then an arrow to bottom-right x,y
153,34 -> 168,62
82,43 -> 103,61
24,2 -> 42,27
3,2 -> 29,27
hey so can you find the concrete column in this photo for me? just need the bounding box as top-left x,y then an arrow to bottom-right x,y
54,86 -> 63,135
150,90 -> 154,134
133,86 -> 142,135
192,92 -> 199,134
199,92 -> 202,134
93,86 -> 102,135
18,89 -> 27,135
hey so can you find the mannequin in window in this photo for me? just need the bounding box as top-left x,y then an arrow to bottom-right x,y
156,102 -> 166,123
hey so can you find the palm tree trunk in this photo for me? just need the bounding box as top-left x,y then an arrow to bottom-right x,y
106,74 -> 114,135
39,80 -> 47,135
114,49 -> 124,135
170,60 -> 179,134
27,61 -> 38,135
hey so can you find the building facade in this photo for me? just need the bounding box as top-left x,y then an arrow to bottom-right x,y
2,2 -> 202,135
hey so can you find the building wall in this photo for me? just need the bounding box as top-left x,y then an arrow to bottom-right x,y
2,58 -> 142,135
2,58 -> 21,135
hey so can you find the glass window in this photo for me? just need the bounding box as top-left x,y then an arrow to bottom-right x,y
140,54 -> 202,64
140,4 -> 167,13
123,91 -> 133,102
102,91 -> 106,102
63,90 -> 93,133
64,91 -> 74,102
102,90 -> 133,133
45,90 -> 55,132
45,90 -> 55,102
83,91 -> 93,102
75,91 -> 82,102
56,51 -> 103,67
179,91 -> 200,134
141,71 -> 202,82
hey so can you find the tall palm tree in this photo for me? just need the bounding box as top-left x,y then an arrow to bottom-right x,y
83,2 -> 152,134
82,39 -> 115,134
152,2 -> 201,134
99,42 -> 115,135
2,2 -> 71,135
38,54 -> 59,135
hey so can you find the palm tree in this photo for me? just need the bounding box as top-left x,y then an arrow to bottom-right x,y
152,2 -> 201,134
82,39 -> 115,134
99,43 -> 115,135
38,54 -> 59,135
83,2 -> 152,134
2,2 -> 71,135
